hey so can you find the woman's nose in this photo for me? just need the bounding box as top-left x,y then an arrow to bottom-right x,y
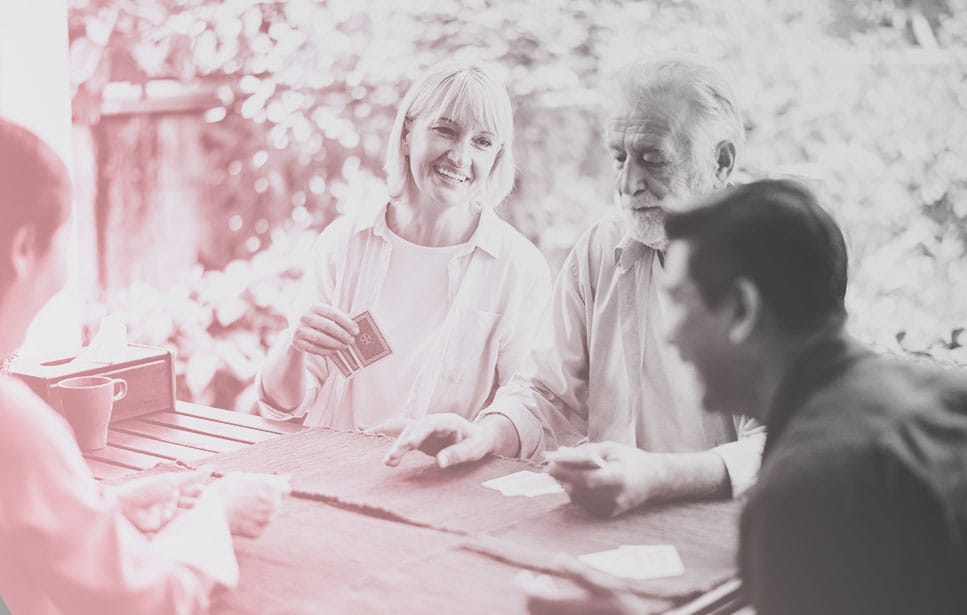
446,138 -> 470,167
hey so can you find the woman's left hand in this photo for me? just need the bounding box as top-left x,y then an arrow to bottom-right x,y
112,466 -> 212,532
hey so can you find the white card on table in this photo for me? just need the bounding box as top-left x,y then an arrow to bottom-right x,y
578,544 -> 685,580
481,470 -> 564,497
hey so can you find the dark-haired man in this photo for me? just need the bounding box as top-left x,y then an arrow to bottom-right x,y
661,179 -> 967,614
527,179 -> 967,614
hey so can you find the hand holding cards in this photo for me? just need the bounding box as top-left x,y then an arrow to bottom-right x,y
330,311 -> 393,377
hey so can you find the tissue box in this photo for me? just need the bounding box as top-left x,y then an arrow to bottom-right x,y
11,344 -> 176,422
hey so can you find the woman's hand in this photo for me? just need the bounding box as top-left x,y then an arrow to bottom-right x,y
289,303 -> 359,358
382,413 -> 510,469
203,472 -> 291,538
113,466 -> 211,533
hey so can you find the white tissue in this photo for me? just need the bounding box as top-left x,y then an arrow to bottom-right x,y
72,314 -> 128,364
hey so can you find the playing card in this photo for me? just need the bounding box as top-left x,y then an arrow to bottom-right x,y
351,311 -> 392,367
329,352 -> 352,378
339,347 -> 362,372
578,545 -> 685,580
543,447 -> 607,469
481,471 -> 564,497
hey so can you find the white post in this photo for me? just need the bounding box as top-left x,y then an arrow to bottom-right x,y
0,0 -> 82,359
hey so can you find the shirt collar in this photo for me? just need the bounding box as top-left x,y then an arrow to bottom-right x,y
354,201 -> 501,258
764,326 -> 870,458
614,235 -> 654,271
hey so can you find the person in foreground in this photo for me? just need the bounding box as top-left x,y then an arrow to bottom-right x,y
385,54 -> 764,517
528,179 -> 967,613
0,118 -> 286,614
665,179 -> 967,614
258,59 -> 551,430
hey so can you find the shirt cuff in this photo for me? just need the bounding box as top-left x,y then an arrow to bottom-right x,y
478,402 -> 544,460
255,371 -> 310,422
711,431 -> 766,498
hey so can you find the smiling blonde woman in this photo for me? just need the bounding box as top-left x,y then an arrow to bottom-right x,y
258,60 -> 551,434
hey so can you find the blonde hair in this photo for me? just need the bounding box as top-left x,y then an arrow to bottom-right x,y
384,60 -> 515,209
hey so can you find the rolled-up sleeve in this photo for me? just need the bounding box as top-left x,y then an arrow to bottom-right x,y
482,247 -> 591,459
256,352 -> 326,421
1,380 -> 238,614
257,228 -> 342,421
712,416 -> 766,497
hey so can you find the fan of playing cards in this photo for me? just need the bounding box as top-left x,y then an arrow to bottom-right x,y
330,311 -> 393,377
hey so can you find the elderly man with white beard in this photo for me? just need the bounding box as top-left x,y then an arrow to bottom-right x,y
383,55 -> 765,516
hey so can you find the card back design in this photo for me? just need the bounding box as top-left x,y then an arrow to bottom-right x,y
352,311 -> 392,367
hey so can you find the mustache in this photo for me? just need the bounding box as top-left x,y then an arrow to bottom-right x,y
618,194 -> 663,210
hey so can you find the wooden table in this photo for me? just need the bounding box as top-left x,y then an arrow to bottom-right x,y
114,415 -> 748,614
82,401 -> 304,480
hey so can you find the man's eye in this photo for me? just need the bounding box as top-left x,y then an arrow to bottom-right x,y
611,152 -> 627,165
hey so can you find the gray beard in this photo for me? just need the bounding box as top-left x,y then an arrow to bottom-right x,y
621,207 -> 668,251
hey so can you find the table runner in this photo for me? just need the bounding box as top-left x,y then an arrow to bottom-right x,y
187,427 -> 570,534
212,497 -> 680,614
164,427 -> 747,613
211,496 -> 468,614
466,498 -> 743,601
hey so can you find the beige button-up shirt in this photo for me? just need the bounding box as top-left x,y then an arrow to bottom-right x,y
483,216 -> 765,496
258,201 -> 552,429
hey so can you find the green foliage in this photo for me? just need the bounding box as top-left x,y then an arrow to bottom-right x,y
70,0 -> 967,408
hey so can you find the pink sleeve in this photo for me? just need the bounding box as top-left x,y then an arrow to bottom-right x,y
0,378 -> 236,614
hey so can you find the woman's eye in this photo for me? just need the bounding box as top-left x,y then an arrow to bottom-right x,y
474,137 -> 493,148
433,125 -> 455,137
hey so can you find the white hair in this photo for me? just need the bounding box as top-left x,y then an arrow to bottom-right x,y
610,54 -> 745,165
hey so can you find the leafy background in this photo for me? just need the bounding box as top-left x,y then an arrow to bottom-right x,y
67,0 -> 967,410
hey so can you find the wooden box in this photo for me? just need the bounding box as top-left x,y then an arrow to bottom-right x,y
11,344 -> 176,422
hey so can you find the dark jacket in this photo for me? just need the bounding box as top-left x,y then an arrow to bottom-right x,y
741,332 -> 967,614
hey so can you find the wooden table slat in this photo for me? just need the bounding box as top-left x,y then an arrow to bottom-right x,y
83,445 -> 165,471
142,411 -> 279,445
107,429 -> 213,462
85,457 -> 136,480
175,401 -> 305,434
113,420 -> 249,453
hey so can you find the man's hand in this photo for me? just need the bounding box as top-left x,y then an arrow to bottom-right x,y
290,303 -> 358,358
203,472 -> 291,538
382,413 -> 505,469
545,442 -> 667,518
546,442 -> 731,517
113,466 -> 211,532
519,557 -> 645,615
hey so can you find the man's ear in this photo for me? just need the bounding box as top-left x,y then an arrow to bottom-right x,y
727,277 -> 760,345
714,140 -> 736,186
8,224 -> 38,282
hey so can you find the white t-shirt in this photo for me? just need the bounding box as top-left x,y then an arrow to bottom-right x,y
257,201 -> 553,430
346,228 -> 463,428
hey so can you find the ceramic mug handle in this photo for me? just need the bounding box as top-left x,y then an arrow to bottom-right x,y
112,378 -> 127,402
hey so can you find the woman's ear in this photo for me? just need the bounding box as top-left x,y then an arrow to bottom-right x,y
401,119 -> 411,155
8,224 -> 38,282
728,277 -> 760,345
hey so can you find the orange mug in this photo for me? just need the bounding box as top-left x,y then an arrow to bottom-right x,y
52,376 -> 127,450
